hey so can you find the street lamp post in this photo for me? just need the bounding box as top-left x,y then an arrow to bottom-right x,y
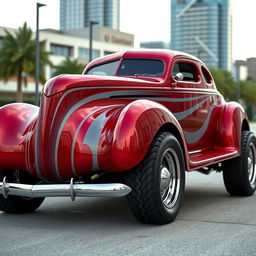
89,21 -> 99,62
235,63 -> 241,103
35,2 -> 46,106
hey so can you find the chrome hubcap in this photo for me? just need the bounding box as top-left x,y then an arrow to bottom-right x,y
160,148 -> 181,208
248,142 -> 256,186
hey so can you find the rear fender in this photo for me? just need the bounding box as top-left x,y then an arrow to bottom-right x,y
110,99 -> 188,171
0,103 -> 39,170
217,102 -> 249,153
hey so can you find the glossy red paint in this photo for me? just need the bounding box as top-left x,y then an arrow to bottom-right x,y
0,103 -> 39,170
111,99 -> 188,171
0,50 -> 249,182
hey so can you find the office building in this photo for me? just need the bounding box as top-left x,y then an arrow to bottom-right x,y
171,0 -> 232,70
60,0 -> 120,30
234,60 -> 247,81
0,25 -> 133,98
233,58 -> 256,82
247,58 -> 256,82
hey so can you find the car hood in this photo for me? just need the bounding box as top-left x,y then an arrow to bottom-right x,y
43,74 -> 164,97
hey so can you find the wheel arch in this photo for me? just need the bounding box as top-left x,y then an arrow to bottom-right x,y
242,118 -> 250,131
110,99 -> 189,172
156,123 -> 189,170
217,101 -> 249,153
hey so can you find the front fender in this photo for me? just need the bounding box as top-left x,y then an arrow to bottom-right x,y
109,99 -> 187,171
217,101 -> 249,153
0,103 -> 39,170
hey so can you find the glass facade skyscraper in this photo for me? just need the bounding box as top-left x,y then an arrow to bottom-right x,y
60,0 -> 120,30
171,0 -> 232,70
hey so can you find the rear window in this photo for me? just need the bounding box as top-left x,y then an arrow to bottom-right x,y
201,66 -> 212,84
117,59 -> 164,77
86,60 -> 119,76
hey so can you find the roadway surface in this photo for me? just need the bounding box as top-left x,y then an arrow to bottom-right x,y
1,124 -> 256,256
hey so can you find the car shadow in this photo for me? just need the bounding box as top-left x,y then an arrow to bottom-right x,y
0,182 -> 240,230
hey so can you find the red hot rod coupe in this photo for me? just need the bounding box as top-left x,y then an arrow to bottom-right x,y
0,50 -> 256,224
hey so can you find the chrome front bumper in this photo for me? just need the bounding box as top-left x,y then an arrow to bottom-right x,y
0,177 -> 132,201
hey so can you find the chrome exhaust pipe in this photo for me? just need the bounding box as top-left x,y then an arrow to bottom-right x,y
0,177 -> 132,201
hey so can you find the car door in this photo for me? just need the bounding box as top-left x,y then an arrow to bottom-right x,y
162,58 -> 220,153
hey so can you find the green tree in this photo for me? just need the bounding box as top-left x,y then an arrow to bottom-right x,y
0,22 -> 51,102
240,80 -> 256,105
210,68 -> 237,101
240,80 -> 256,120
52,57 -> 85,76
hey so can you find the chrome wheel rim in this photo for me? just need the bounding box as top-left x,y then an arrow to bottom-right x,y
160,148 -> 181,208
248,142 -> 256,186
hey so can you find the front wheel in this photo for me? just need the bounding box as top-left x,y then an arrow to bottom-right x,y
223,131 -> 256,196
126,132 -> 185,224
0,169 -> 45,213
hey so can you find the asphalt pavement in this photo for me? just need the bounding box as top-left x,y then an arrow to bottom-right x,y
1,125 -> 256,256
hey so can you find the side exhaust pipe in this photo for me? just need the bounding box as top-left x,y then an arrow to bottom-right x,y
0,177 -> 132,201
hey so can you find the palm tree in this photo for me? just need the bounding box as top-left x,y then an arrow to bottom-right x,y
0,22 -> 51,102
52,57 -> 85,76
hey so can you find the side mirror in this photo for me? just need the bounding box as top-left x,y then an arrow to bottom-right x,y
172,72 -> 183,86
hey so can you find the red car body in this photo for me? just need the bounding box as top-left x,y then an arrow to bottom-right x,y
1,50 -> 255,224
0,50 -> 248,182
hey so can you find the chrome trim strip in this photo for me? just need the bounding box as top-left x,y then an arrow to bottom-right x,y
189,150 -> 203,155
115,94 -> 209,102
190,151 -> 238,166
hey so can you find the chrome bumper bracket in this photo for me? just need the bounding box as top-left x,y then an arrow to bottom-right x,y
70,178 -> 76,201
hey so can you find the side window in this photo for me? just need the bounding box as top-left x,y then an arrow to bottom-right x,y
201,66 -> 212,84
85,60 -> 120,76
172,63 -> 198,82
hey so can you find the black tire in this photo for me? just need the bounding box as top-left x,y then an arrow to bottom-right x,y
126,132 -> 185,224
0,169 -> 45,213
223,131 -> 256,196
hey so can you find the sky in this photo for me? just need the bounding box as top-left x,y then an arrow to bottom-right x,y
0,0 -> 255,61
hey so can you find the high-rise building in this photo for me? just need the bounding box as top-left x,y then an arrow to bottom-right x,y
140,41 -> 170,49
171,0 -> 232,70
60,0 -> 120,30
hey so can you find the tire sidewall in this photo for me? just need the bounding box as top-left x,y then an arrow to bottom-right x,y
0,169 -> 44,213
153,133 -> 185,222
243,132 -> 256,193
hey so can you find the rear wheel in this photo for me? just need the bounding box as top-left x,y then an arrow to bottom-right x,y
0,169 -> 44,213
126,132 -> 185,224
223,131 -> 256,196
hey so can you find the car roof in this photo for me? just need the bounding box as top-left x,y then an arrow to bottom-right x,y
86,49 -> 203,68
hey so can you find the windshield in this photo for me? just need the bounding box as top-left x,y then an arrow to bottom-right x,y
117,59 -> 164,77
85,58 -> 165,77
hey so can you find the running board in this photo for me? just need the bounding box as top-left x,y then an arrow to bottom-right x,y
0,177 -> 132,201
189,149 -> 239,169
